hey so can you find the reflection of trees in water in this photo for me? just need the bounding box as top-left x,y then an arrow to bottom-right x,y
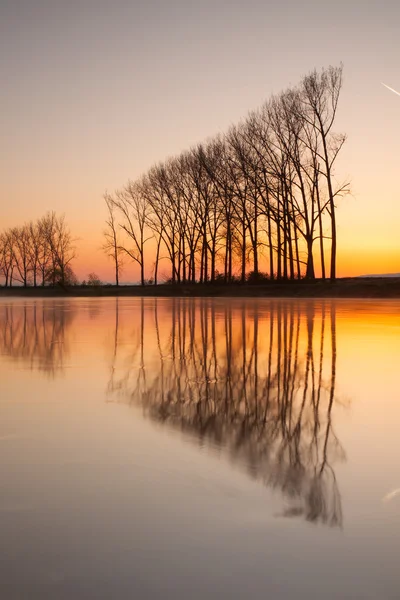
0,302 -> 74,375
108,298 -> 345,528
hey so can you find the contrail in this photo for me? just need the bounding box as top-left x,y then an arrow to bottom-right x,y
382,82 -> 400,97
382,488 -> 400,503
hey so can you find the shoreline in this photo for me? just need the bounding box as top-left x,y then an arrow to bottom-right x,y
2,278 -> 400,298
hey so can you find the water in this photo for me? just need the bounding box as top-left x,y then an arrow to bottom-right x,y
0,297 -> 399,599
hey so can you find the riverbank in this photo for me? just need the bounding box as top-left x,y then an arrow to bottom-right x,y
2,278 -> 400,298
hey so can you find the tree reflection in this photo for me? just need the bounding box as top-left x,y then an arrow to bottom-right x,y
108,298 -> 345,528
0,301 -> 75,375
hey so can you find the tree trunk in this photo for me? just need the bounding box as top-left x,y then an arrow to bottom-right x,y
305,238 -> 315,279
316,169 -> 326,281
241,220 -> 246,283
154,235 -> 161,285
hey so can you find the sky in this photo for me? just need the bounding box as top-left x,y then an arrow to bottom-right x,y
1,0 -> 400,281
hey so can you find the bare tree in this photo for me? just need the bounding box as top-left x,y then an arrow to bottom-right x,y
299,65 -> 346,281
109,181 -> 152,286
103,193 -> 123,286
12,225 -> 32,287
41,212 -> 77,287
0,229 -> 15,287
36,216 -> 52,286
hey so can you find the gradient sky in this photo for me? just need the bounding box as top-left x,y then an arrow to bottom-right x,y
1,0 -> 400,281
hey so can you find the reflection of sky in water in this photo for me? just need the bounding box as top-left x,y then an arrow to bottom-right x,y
0,298 -> 400,599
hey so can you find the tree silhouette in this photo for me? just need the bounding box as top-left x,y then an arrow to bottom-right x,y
104,65 -> 348,284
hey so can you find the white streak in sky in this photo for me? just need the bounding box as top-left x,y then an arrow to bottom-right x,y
382,488 -> 400,503
382,82 -> 400,97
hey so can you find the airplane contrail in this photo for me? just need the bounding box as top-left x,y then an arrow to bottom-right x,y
382,82 -> 400,97
382,488 -> 400,503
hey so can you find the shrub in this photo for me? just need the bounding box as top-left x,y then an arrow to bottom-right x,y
246,271 -> 270,284
87,273 -> 102,286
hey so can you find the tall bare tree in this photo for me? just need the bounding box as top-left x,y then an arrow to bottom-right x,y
299,65 -> 346,281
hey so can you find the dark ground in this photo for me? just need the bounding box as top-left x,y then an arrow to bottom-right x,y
2,278 -> 400,298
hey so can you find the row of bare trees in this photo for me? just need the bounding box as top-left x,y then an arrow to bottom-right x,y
0,212 -> 76,287
104,65 -> 348,286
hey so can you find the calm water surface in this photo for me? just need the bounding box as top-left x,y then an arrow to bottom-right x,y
0,297 -> 399,599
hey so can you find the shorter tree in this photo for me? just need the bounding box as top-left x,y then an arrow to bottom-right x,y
104,182 -> 152,286
102,193 -> 123,286
87,272 -> 102,286
46,264 -> 78,286
42,212 -> 76,287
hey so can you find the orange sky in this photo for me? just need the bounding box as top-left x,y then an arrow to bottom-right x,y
2,0 -> 400,282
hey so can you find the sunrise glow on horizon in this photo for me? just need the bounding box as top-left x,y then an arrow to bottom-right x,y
2,0 -> 400,282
